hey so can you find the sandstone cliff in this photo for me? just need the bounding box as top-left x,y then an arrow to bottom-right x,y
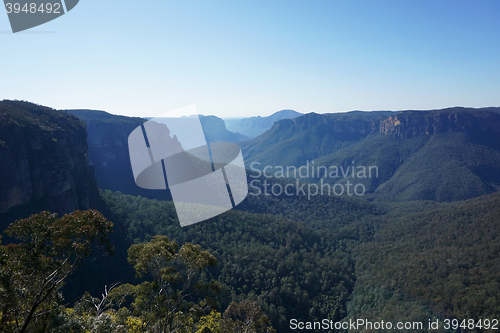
65,109 -> 148,197
0,101 -> 100,221
378,107 -> 500,138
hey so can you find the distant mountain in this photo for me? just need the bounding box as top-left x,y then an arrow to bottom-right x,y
0,101 -> 100,225
240,111 -> 394,167
143,115 -> 249,142
241,107 -> 500,202
199,115 -> 250,142
225,109 -> 303,138
66,110 -> 249,199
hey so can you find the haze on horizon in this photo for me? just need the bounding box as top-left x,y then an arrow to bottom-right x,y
1,0 -> 499,118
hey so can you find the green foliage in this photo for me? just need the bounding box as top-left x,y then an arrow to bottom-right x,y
240,112 -> 389,168
3,186 -> 498,332
0,210 -> 114,333
221,300 -> 276,333
195,309 -> 221,333
345,286 -> 436,333
74,187 -> 500,332
0,100 -> 85,137
240,108 -> 500,202
349,193 -> 500,331
100,190 -> 364,331
60,237 -> 266,333
123,235 -> 219,333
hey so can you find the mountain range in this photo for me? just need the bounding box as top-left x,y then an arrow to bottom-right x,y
2,101 -> 500,332
240,107 -> 500,202
62,109 -> 301,199
4,103 -> 499,215
224,109 -> 303,138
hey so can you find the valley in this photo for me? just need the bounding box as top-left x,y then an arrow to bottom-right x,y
1,100 -> 499,332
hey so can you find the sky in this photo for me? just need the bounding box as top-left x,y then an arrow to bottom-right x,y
1,0 -> 500,118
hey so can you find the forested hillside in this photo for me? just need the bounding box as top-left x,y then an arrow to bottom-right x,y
94,190 -> 375,332
348,193 -> 500,329
239,111 -> 391,168
69,188 -> 500,333
241,107 -> 500,202
2,101 -> 500,333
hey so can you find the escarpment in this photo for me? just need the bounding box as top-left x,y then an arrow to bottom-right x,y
0,100 -> 100,221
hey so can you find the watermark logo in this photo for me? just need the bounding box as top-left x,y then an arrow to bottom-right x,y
127,105 -> 248,227
249,161 -> 378,199
4,0 -> 79,33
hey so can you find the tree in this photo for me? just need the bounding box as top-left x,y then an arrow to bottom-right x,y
194,310 -> 222,333
0,235 -> 14,331
0,210 -> 114,333
221,300 -> 276,333
123,235 -> 219,333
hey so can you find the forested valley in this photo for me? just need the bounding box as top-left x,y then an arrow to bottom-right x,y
1,101 -> 500,332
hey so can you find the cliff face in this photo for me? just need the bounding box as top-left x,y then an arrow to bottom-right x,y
378,108 -> 500,138
0,101 -> 100,219
241,107 -> 500,202
269,107 -> 500,140
65,109 -> 169,200
67,110 -> 250,201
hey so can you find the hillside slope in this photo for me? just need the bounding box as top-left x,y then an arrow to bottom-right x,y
349,192 -> 500,324
242,107 -> 500,202
240,111 -> 392,167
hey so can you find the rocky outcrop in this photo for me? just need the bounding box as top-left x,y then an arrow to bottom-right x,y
378,107 -> 500,138
0,101 -> 100,218
269,107 -> 500,140
65,109 -> 166,200
66,110 -> 251,200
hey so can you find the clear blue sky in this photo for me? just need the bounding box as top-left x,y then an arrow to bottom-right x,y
1,1 -> 500,118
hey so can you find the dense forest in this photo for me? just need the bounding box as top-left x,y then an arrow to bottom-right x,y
1,101 -> 500,332
4,189 -> 497,332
